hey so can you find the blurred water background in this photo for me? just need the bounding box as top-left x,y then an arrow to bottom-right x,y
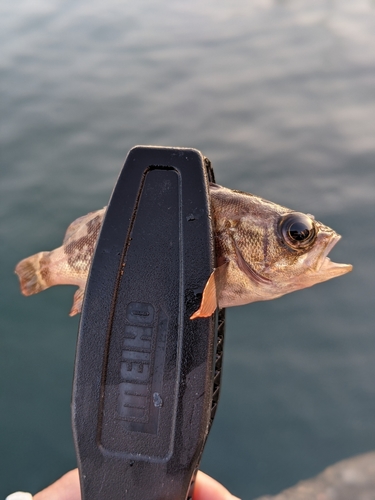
1,0 -> 375,498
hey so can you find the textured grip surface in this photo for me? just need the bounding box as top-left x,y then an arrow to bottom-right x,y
72,146 -> 225,500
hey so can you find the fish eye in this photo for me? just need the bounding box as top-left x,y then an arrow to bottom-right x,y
279,213 -> 316,250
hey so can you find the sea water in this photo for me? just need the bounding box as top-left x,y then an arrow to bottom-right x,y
1,0 -> 375,498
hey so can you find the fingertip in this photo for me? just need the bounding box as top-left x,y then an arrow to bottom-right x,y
6,493 -> 33,500
194,471 -> 241,500
33,469 -> 80,500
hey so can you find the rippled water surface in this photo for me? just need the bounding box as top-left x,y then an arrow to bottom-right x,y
1,1 -> 375,498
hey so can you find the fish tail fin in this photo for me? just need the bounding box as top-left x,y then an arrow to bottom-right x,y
15,251 -> 51,296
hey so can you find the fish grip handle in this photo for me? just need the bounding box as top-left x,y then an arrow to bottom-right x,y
72,146 -> 226,500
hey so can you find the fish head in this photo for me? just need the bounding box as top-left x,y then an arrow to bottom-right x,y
265,211 -> 352,294
210,185 -> 353,308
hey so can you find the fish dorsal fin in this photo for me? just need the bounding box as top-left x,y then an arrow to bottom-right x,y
190,263 -> 229,319
63,214 -> 90,244
63,208 -> 106,244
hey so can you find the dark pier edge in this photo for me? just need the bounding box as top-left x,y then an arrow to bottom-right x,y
255,451 -> 375,500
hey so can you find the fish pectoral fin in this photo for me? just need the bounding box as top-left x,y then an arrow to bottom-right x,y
69,287 -> 85,317
190,263 -> 228,319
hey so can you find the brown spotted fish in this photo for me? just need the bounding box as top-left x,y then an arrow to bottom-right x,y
15,184 -> 352,318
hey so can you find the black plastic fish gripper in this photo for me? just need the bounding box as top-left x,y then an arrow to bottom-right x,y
72,146 -> 225,500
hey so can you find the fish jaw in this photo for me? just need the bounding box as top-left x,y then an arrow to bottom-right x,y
276,256 -> 353,298
318,257 -> 353,278
299,254 -> 353,287
286,232 -> 353,292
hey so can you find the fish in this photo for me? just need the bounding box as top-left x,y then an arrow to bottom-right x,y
15,183 -> 352,318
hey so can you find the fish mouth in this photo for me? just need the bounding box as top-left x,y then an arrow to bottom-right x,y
317,234 -> 353,277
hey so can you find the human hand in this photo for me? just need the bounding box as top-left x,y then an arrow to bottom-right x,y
8,468 -> 240,500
